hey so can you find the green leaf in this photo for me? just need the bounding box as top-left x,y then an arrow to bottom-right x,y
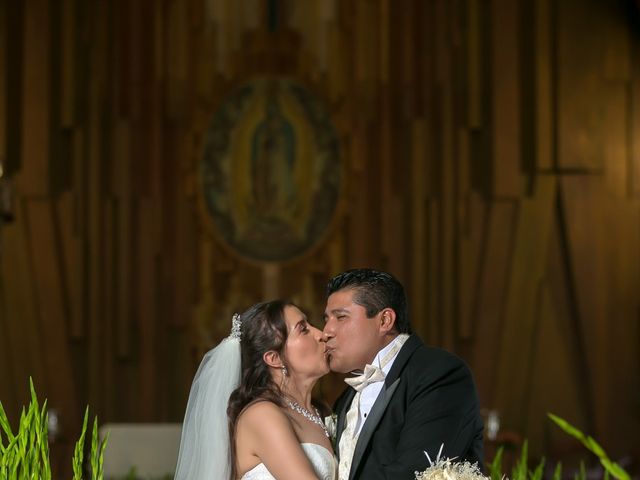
584,435 -> 607,459
552,462 -> 562,480
488,446 -> 503,480
28,377 -> 39,413
578,460 -> 586,480
601,458 -> 631,480
0,401 -> 15,443
97,431 -> 109,480
72,407 -> 90,480
548,413 -> 585,442
530,457 -> 545,480
90,416 -> 99,479
512,440 -> 528,480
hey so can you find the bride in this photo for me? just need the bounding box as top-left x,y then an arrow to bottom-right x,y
175,300 -> 336,480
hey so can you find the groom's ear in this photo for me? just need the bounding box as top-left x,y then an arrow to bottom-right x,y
379,308 -> 397,335
263,350 -> 282,368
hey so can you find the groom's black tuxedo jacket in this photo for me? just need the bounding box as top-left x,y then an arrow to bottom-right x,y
333,334 -> 484,480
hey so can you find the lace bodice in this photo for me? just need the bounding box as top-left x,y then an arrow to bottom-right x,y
240,443 -> 337,480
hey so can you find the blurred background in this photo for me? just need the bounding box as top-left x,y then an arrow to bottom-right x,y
0,0 -> 639,477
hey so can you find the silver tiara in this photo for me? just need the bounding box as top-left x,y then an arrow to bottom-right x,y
230,313 -> 242,340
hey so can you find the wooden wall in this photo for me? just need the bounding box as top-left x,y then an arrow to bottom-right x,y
0,0 -> 638,471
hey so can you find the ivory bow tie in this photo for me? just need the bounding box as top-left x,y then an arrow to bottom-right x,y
344,364 -> 386,392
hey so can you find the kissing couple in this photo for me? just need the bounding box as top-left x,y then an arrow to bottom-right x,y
175,268 -> 484,480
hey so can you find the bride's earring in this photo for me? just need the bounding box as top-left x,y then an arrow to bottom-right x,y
281,365 -> 288,377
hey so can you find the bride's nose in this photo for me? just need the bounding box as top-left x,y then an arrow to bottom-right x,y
312,326 -> 324,341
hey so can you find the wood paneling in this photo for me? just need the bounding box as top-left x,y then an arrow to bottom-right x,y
0,0 -> 638,471
491,0 -> 522,196
0,1 -> 6,169
20,0 -> 50,194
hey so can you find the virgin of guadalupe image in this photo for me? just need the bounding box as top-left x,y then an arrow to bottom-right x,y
249,93 -> 298,226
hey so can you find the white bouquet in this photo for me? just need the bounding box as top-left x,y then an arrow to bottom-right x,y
415,445 -> 488,480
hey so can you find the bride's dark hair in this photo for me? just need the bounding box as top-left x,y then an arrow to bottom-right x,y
227,300 -> 293,478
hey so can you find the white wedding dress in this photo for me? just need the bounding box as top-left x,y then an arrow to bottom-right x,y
240,443 -> 337,480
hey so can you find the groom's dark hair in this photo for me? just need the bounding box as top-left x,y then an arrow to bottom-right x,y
326,268 -> 411,334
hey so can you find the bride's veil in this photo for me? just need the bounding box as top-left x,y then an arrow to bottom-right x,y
174,315 -> 242,480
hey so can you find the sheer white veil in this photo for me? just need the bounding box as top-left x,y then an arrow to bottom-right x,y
174,314 -> 242,480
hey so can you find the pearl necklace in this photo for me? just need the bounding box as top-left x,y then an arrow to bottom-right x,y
287,400 -> 330,437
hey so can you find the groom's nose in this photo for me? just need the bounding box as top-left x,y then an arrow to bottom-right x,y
312,326 -> 325,340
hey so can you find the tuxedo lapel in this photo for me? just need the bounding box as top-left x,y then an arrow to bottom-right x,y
347,378 -> 402,480
336,388 -> 357,460
385,333 -> 421,386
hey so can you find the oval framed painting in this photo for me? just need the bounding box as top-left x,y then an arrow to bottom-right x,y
201,78 -> 342,263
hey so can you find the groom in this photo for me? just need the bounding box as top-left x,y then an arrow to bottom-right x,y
323,269 -> 484,480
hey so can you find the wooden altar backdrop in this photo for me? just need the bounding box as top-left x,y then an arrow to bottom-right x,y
0,0 -> 638,473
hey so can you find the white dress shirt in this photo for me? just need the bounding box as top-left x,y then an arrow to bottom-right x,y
353,334 -> 409,435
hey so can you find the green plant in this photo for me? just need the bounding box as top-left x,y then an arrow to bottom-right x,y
486,414 -> 630,480
0,378 -> 108,480
488,445 -> 504,480
548,413 -> 630,480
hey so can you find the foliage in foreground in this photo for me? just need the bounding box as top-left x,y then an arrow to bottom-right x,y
485,413 -> 631,480
0,378 -> 108,480
0,380 -> 633,480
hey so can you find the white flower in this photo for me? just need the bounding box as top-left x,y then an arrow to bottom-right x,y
415,458 -> 488,480
324,414 -> 338,441
415,445 -> 488,480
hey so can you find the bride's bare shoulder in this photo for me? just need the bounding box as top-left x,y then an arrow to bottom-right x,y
237,400 -> 289,428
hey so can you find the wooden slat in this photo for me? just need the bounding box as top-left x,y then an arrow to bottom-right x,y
113,120 -> 132,357
87,0 -> 108,411
26,198 -> 79,437
355,0 -> 378,118
544,214 -> 593,435
0,298 -> 16,419
427,198 -> 439,345
192,238 -> 215,351
456,126 -> 477,343
602,5 -> 630,82
348,123 -> 374,266
400,0 -> 414,117
103,198 -> 115,419
522,280 -> 589,455
559,176 -> 610,443
430,0 -> 450,348
60,0 -> 75,127
467,0 -> 481,129
631,48 -> 640,197
491,0 -> 522,196
457,192 -> 485,343
442,2 -> 455,351
318,0 -> 335,74
602,84 -> 628,197
19,0 -> 50,194
0,0 -> 6,168
137,198 -> 157,421
210,0 -> 227,75
55,191 -> 81,338
70,128 -> 84,339
195,5 -> 217,106
328,228 -> 346,279
602,199 -> 640,453
494,176 -> 556,428
470,200 -> 517,407
1,202 -> 46,417
534,0 -> 553,171
410,119 -> 427,340
556,0 -> 604,171
327,20 -> 347,103
173,129 -> 200,329
166,0 -> 189,122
